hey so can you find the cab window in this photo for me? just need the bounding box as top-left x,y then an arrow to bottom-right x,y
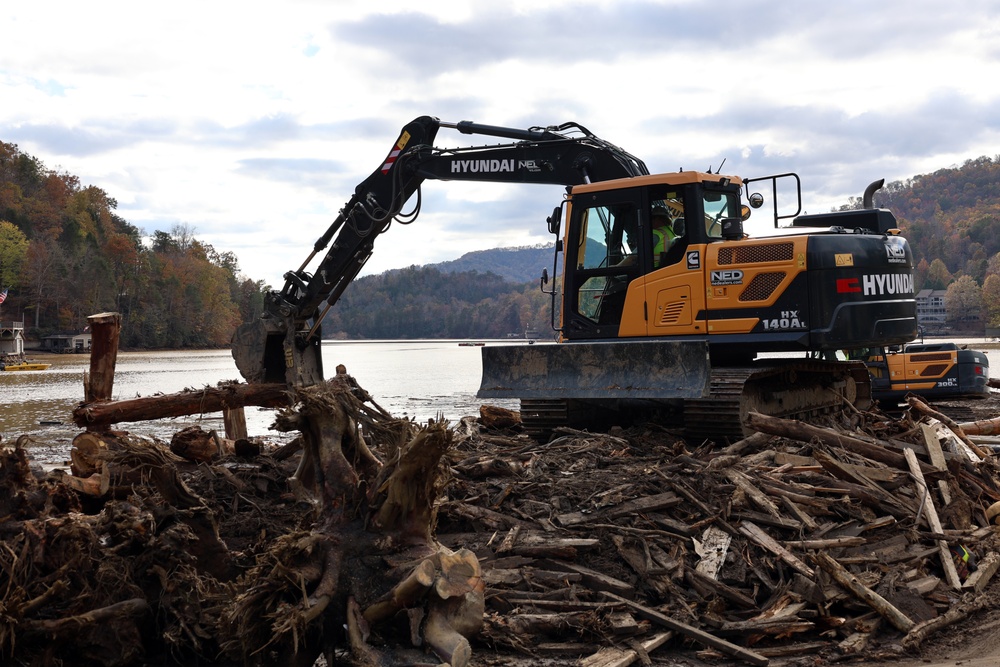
576,205 -> 636,269
704,191 -> 739,240
573,203 -> 637,325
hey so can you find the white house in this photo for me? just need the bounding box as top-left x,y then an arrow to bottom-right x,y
0,320 -> 25,356
42,332 -> 93,353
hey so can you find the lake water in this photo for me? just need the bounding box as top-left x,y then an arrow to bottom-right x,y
0,341 -> 523,454
4,337 -> 999,464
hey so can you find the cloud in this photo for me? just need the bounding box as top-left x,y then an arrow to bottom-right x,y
5,118 -> 177,157
2,0 -> 1000,285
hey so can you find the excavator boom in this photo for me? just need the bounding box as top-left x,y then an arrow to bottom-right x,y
233,116 -> 649,387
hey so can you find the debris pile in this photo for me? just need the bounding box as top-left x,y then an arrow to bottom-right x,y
444,402 -> 1000,665
2,378 -> 1000,666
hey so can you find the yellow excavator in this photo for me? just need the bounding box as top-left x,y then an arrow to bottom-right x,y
848,342 -> 989,404
232,116 -> 917,440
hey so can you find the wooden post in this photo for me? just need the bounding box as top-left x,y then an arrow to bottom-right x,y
85,312 -> 122,429
223,406 -> 249,441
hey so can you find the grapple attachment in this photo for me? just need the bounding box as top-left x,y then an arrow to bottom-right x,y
231,316 -> 324,387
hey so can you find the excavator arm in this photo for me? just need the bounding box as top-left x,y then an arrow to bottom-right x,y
232,115 -> 648,386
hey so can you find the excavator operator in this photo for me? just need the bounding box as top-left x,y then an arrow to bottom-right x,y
651,205 -> 678,268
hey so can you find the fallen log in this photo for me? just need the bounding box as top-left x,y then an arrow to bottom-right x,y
811,552 -> 915,633
746,411 -> 936,475
960,415 -> 1000,436
73,382 -> 291,429
602,592 -> 769,666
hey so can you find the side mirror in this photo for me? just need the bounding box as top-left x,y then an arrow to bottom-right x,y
740,204 -> 752,221
721,218 -> 744,240
748,192 -> 764,209
547,206 -> 561,235
540,268 -> 549,288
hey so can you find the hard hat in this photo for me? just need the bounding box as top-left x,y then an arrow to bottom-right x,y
651,205 -> 671,219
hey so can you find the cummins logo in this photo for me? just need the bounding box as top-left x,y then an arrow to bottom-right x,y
711,269 -> 744,285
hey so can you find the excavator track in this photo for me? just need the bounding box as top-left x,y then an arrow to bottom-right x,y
520,360 -> 871,444
684,360 -> 871,444
519,399 -> 570,441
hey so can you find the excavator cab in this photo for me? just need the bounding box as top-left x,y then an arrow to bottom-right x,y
561,174 -> 745,342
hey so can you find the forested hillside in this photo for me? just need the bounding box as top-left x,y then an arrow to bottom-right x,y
433,244 -> 552,283
866,156 -> 1000,328
5,139 -> 1000,347
0,142 -> 265,348
320,264 -> 554,339
868,156 -> 1000,288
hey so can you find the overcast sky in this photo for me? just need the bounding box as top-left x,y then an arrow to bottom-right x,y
3,1 -> 999,286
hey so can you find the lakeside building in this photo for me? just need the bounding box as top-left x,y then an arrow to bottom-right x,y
0,320 -> 25,356
915,289 -> 948,331
41,331 -> 93,354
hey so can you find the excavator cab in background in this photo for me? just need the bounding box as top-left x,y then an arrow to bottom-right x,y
232,116 -> 918,441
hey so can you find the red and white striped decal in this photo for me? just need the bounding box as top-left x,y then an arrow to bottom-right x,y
381,148 -> 400,174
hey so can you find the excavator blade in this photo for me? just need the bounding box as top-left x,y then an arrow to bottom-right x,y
478,340 -> 710,400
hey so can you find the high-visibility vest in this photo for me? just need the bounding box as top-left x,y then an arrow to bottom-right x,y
652,225 -> 676,256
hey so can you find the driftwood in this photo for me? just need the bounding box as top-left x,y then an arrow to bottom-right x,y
580,631 -> 674,667
811,552 -> 915,632
170,425 -> 235,463
11,365 -> 1000,664
22,598 -> 149,637
903,447 -> 963,590
960,414 -> 1000,436
902,593 -> 993,651
746,411 -> 935,473
907,395 -> 990,460
226,379 -> 484,666
73,382 -> 292,428
603,592 -> 769,666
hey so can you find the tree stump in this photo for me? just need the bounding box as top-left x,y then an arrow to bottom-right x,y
221,374 -> 484,666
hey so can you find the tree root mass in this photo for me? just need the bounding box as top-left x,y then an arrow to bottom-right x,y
5,379 -> 1000,667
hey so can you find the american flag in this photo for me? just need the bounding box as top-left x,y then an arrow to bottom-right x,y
0,289 -> 7,305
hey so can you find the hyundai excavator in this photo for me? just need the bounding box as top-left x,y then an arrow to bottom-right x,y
232,116 -> 918,440
847,342 -> 990,403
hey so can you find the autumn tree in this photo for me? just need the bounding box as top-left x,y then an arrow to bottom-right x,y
21,234 -> 63,328
982,274 -> 1000,327
0,220 -> 28,295
924,258 -> 953,290
944,275 -> 983,324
